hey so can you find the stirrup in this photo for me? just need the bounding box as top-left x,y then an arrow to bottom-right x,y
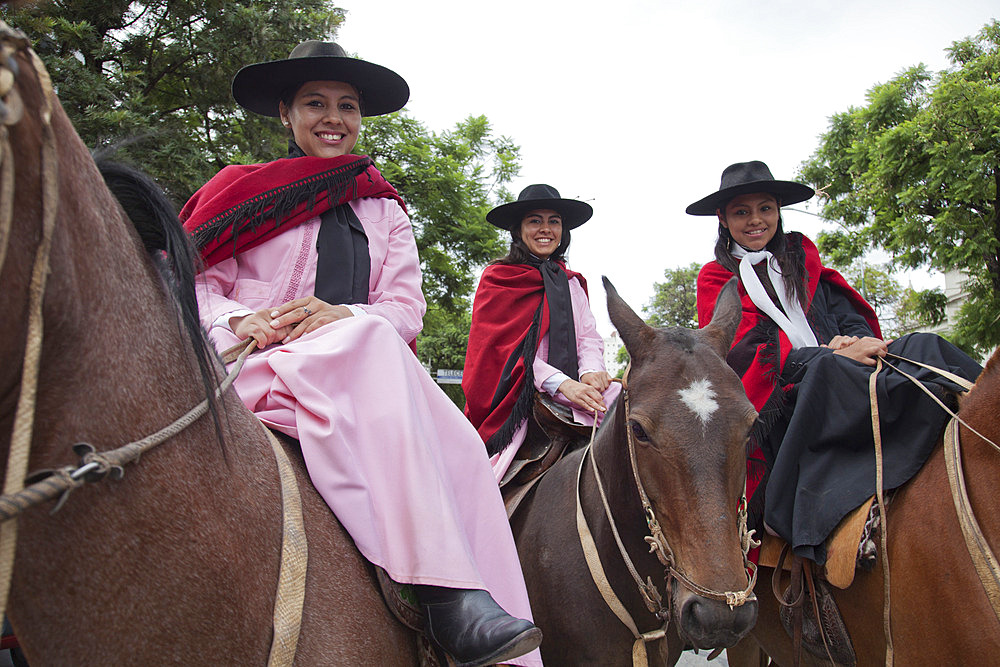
774,546 -> 857,667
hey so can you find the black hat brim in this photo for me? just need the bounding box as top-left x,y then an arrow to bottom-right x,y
486,198 -> 593,231
232,56 -> 409,118
686,180 -> 814,216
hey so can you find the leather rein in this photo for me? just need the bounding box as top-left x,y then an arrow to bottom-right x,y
0,23 -> 305,666
575,366 -> 758,666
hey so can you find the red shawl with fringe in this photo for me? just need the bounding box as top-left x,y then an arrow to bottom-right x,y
463,262 -> 585,455
181,154 -> 404,269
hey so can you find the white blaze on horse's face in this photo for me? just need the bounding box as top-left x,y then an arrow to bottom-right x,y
678,379 -> 719,425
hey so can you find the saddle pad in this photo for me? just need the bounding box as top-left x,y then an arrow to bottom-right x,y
825,495 -> 876,589
759,495 -> 876,589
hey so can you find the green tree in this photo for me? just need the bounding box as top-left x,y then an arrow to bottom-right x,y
645,262 -> 701,328
895,285 -> 948,332
800,20 -> 1000,354
841,261 -> 904,335
356,114 -> 518,397
2,0 -> 344,200
357,113 -> 515,313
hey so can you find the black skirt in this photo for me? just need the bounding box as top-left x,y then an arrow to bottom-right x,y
760,332 -> 982,564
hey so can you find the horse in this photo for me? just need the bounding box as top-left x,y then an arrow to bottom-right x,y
509,276 -> 760,665
0,23 -> 419,664
727,345 -> 1000,666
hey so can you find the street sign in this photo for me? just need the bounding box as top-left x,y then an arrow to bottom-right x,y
436,369 -> 462,385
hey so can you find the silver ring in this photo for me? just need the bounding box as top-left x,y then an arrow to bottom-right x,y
303,307 -> 312,316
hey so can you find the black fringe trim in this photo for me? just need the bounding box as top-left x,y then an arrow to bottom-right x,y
756,317 -> 781,386
189,156 -> 374,255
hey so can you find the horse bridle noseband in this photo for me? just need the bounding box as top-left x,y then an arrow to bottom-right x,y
575,366 -> 757,665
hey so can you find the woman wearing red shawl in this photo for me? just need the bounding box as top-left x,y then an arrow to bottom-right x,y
463,185 -> 620,479
690,161 -> 981,570
182,42 -> 541,667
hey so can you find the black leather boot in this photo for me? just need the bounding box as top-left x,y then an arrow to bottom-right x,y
415,586 -> 542,667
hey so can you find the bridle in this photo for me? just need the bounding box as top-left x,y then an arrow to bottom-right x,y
0,21 -> 59,630
575,365 -> 758,666
0,23 -> 305,666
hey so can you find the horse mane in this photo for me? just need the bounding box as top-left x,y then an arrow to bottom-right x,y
94,156 -> 223,442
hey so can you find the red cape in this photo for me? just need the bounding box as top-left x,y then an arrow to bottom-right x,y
463,262 -> 585,453
181,154 -> 404,269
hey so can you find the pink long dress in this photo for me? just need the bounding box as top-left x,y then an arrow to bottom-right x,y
196,196 -> 542,667
488,276 -> 621,481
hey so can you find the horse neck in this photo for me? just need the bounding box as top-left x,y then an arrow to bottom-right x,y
1,102 -> 231,476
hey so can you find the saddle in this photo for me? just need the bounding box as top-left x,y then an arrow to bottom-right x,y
500,393 -> 592,519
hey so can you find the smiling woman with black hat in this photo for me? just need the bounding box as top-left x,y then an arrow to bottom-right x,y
463,184 -> 620,479
181,42 -> 541,667
691,161 -> 980,657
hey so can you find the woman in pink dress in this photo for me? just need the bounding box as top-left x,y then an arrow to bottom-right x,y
462,184 -> 620,479
182,41 -> 541,667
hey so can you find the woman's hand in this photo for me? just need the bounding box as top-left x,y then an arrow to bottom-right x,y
557,378 -> 607,414
230,309 -> 295,350
832,336 -> 888,367
823,335 -> 860,351
268,297 -> 353,344
580,371 -> 612,392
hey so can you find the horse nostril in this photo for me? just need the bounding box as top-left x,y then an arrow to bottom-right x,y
679,595 -> 759,649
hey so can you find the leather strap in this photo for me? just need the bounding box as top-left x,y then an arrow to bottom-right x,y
575,445 -> 666,667
869,358 -> 893,666
261,423 -> 308,667
943,419 -> 1000,624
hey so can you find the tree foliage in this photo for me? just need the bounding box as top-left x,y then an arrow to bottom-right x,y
3,1 -> 521,396
800,20 -> 1000,353
357,113 -> 515,314
356,113 -> 517,388
645,262 -> 701,329
2,0 -> 345,201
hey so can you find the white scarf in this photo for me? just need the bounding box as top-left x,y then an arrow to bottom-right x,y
731,245 -> 817,349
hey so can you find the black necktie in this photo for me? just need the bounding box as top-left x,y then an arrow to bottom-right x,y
313,204 -> 370,305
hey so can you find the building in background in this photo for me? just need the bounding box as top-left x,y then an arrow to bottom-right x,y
604,330 -> 624,376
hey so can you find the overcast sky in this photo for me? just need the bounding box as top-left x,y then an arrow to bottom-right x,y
335,0 -> 998,335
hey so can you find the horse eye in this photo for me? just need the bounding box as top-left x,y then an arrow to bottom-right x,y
630,421 -> 650,443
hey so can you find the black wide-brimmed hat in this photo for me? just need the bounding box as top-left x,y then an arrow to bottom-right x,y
232,41 -> 409,118
486,184 -> 593,231
686,161 -> 815,215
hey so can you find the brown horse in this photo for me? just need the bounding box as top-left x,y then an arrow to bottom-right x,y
728,346 -> 1000,666
0,24 -> 418,664
509,277 -> 760,665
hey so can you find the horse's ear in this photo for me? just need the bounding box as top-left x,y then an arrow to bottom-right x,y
604,276 -> 655,358
700,277 -> 741,359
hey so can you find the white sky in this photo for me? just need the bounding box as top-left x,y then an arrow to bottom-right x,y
336,0 -> 998,335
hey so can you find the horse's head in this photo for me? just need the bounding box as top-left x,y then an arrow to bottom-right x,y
604,276 -> 758,649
